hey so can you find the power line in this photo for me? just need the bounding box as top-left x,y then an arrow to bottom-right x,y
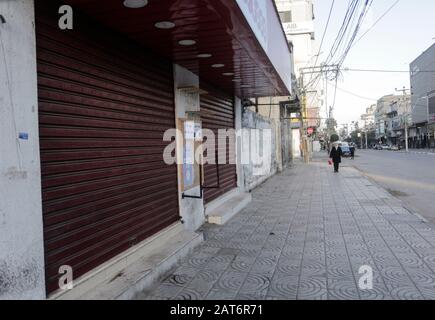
309,0 -> 335,84
305,1 -> 357,88
306,67 -> 435,74
330,84 -> 378,101
336,0 -> 374,67
306,0 -> 372,88
344,68 -> 435,73
351,0 -> 401,49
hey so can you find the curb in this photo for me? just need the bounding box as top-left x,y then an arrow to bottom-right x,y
399,151 -> 435,156
350,165 -> 430,225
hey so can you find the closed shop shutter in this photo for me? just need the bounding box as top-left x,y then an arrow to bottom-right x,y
200,85 -> 237,204
36,6 -> 179,294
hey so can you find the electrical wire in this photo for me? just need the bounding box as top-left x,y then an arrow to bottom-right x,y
351,0 -> 401,49
336,0 -> 374,67
330,83 -> 378,101
308,0 -> 336,85
343,67 -> 435,73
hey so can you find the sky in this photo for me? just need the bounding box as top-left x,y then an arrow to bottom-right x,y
313,0 -> 435,128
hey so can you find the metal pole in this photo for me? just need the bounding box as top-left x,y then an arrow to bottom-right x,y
405,115 -> 409,152
300,73 -> 309,163
395,87 -> 410,152
365,130 -> 368,149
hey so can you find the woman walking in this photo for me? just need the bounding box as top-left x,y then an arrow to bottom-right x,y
330,143 -> 343,173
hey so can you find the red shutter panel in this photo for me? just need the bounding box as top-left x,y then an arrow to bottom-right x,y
36,5 -> 179,294
200,85 -> 238,204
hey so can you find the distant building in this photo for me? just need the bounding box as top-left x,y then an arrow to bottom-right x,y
276,0 -> 322,130
389,96 -> 411,146
375,95 -> 401,143
373,94 -> 410,146
410,42 -> 435,148
361,104 -> 376,130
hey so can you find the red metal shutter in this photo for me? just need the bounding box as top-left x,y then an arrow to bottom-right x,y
200,85 -> 237,204
36,5 -> 179,294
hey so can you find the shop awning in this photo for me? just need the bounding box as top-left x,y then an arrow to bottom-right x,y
57,0 -> 293,97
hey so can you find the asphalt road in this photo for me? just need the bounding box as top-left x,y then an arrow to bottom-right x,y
347,149 -> 435,224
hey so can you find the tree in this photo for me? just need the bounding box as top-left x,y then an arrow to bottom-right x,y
330,134 -> 339,143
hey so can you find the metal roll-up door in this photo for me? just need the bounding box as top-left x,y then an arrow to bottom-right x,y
200,85 -> 237,204
36,5 -> 179,294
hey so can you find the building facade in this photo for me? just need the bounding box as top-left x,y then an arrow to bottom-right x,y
0,0 -> 293,299
275,0 -> 321,157
375,95 -> 401,143
361,104 -> 376,130
410,42 -> 435,148
374,95 -> 411,147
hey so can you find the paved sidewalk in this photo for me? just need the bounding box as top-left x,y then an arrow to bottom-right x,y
137,160 -> 435,300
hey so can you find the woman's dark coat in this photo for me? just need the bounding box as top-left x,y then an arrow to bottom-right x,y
330,146 -> 343,164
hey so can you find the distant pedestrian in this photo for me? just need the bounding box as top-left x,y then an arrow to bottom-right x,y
350,144 -> 355,160
329,143 -> 343,173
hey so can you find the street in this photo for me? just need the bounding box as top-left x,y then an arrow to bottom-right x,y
350,150 -> 435,224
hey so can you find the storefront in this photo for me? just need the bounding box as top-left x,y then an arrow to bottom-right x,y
0,0 -> 293,299
35,3 -> 181,294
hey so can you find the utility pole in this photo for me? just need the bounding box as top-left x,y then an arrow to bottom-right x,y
395,87 -> 410,152
365,129 -> 368,149
299,74 -> 309,163
300,64 -> 339,159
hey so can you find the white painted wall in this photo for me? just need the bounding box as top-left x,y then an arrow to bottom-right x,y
173,65 -> 205,231
0,0 -> 46,299
292,128 -> 302,158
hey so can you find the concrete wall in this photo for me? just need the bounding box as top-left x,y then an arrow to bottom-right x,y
281,119 -> 292,167
0,0 -> 46,299
173,65 -> 205,232
256,97 -> 294,170
242,110 -> 278,191
292,128 -> 301,158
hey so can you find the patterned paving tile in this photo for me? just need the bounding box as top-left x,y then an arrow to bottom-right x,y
268,275 -> 299,298
150,284 -> 184,299
212,271 -> 248,292
238,273 -> 271,293
139,161 -> 435,301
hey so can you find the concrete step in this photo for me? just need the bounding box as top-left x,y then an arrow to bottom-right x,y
52,223 -> 203,300
206,191 -> 252,225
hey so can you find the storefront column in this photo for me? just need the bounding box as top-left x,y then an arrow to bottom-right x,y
173,65 -> 205,231
0,0 -> 46,299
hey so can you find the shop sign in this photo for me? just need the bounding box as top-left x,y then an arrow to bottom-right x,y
282,21 -> 314,35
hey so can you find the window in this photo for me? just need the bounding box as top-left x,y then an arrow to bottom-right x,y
279,11 -> 292,23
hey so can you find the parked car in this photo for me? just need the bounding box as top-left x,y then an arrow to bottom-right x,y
340,142 -> 351,157
375,144 -> 391,150
381,144 -> 391,150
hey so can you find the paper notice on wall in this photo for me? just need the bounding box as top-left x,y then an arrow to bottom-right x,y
183,164 -> 194,188
183,142 -> 195,189
184,141 -> 195,165
185,121 -> 195,140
